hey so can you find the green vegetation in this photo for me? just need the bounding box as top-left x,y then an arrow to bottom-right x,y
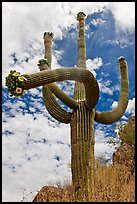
5,70 -> 27,97
37,59 -> 50,67
108,116 -> 135,147
118,117 -> 135,146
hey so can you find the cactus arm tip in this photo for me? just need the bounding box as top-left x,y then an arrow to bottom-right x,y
118,56 -> 125,62
95,56 -> 129,124
43,32 -> 54,39
77,11 -> 86,19
5,70 -> 27,97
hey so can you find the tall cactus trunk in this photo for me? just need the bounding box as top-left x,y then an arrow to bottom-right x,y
70,12 -> 95,201
70,103 -> 95,201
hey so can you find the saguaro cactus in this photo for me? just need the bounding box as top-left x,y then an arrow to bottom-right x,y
5,12 -> 129,201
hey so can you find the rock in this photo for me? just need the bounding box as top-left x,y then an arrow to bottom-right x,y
112,116 -> 135,180
113,142 -> 135,172
32,186 -> 62,202
32,185 -> 75,202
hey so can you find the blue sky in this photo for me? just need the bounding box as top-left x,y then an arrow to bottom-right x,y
2,2 -> 135,202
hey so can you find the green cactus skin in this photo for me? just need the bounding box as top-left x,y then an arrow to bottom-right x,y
40,34 -> 75,123
95,58 -> 128,124
71,104 -> 95,201
5,11 -> 129,202
41,33 -> 79,117
43,32 -> 53,68
71,12 -> 95,201
74,12 -> 86,102
42,85 -> 71,123
47,83 -> 79,109
21,68 -> 99,110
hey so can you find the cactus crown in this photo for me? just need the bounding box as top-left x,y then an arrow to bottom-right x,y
43,32 -> 54,39
118,56 -> 125,62
5,70 -> 27,97
37,58 -> 50,67
77,11 -> 86,20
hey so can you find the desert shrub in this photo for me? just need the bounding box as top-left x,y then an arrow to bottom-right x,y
117,116 -> 135,146
32,160 -> 135,202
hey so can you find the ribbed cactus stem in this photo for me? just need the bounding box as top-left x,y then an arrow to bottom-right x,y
74,12 -> 86,102
42,31 -> 79,118
47,83 -> 79,109
43,32 -> 53,68
95,57 -> 129,124
22,68 -> 99,110
42,32 -> 73,123
77,11 -> 86,68
70,102 -> 95,201
42,85 -> 71,123
71,12 -> 96,201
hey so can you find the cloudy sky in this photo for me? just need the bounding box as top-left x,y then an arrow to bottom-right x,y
2,2 -> 135,202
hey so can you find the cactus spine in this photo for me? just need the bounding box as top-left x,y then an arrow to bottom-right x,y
5,12 -> 129,202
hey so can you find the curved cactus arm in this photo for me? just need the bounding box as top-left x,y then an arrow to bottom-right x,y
47,83 -> 79,109
42,85 -> 71,124
38,59 -> 79,109
95,57 -> 129,124
5,67 -> 99,110
38,60 -> 76,120
23,68 -> 99,110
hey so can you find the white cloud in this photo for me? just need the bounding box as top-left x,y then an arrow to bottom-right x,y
51,50 -> 64,69
91,18 -> 106,26
98,79 -> 114,95
86,57 -> 103,77
106,2 -> 135,32
2,98 -> 116,201
2,2 -> 76,85
29,107 -> 37,113
95,127 -> 116,163
126,97 -> 135,115
2,109 -> 71,202
60,2 -> 105,17
111,97 -> 135,116
2,2 -> 135,85
111,100 -> 118,109
121,115 -> 128,120
99,82 -> 113,95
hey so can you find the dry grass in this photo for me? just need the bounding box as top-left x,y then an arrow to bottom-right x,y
32,162 -> 135,202
92,163 -> 135,202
